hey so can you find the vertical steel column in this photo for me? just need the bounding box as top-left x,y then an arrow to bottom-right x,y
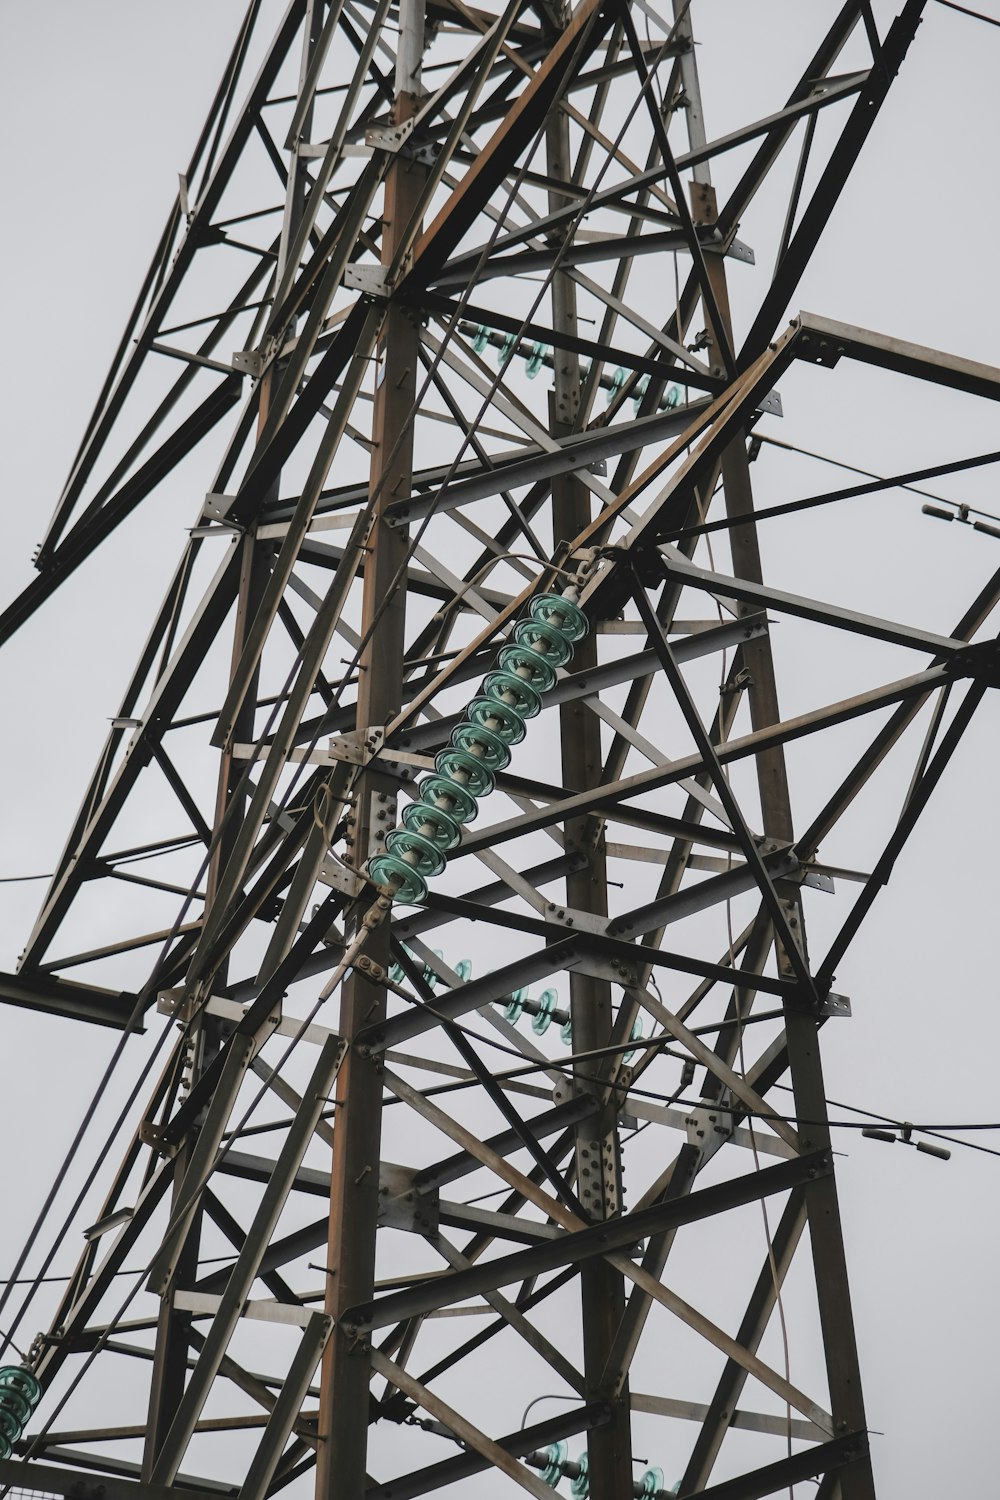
547,92 -> 634,1499
672,11 -> 873,1487
698,184 -> 875,1499
143,10 -> 327,1468
142,416 -> 277,1480
316,8 -> 425,1495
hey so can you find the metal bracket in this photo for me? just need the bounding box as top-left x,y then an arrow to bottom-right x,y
685,1105 -> 734,1150
232,349 -> 264,377
318,855 -> 366,899
368,789 -> 398,861
577,1135 -> 621,1219
820,991 -> 851,1018
344,264 -> 390,298
328,726 -> 384,765
408,140 -> 443,167
157,986 -> 192,1021
365,118 -> 417,153
796,328 -> 843,368
139,1121 -> 178,1158
201,492 -> 244,526
566,951 -> 640,989
543,901 -> 609,937
725,236 -> 755,265
802,869 -> 836,894
378,1162 -> 439,1233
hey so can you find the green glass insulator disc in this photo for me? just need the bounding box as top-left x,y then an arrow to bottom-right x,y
434,747 -> 495,800
367,853 -> 428,905
539,1440 -> 567,1486
560,1016 -> 573,1047
503,987 -> 527,1023
497,643 -> 556,693
529,592 -> 589,642
480,670 -> 541,721
455,959 -> 472,981
451,719 -> 511,773
0,1409 -> 20,1444
418,775 -> 479,825
0,1390 -> 31,1428
385,828 -> 446,879
421,949 -> 445,987
0,1368 -> 40,1409
638,1467 -> 664,1497
570,1452 -> 590,1499
531,988 -> 559,1036
0,1434 -> 11,1462
466,696 -> 527,746
624,1015 -> 644,1064
402,799 -> 463,852
513,617 -> 574,669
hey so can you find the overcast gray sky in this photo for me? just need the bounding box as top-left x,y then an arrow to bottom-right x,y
2,2 -> 1000,1493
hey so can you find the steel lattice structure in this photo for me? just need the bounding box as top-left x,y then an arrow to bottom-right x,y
2,2 -> 999,1498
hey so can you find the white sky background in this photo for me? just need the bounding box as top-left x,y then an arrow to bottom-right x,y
1,0 -> 1000,1493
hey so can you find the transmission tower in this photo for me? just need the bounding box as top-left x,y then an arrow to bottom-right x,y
1,2 -> 998,1498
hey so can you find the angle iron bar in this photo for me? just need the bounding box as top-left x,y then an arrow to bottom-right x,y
454,663 -> 957,860
741,0 -> 925,363
37,0 -> 305,559
148,1037 -> 345,1484
349,1152 -> 826,1331
627,573 -> 815,995
680,1189 -> 808,1491
237,1313 -> 332,1500
363,1403 -> 608,1500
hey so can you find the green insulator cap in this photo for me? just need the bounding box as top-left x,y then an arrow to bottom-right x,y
624,1015 -> 643,1065
434,746 -> 495,801
467,696 -> 527,746
367,853 -> 428,905
0,1368 -> 40,1410
455,959 -> 472,981
472,325 -> 489,353
422,949 -> 445,987
664,383 -> 681,408
498,333 -> 517,365
513,617 -> 574,669
570,1452 -> 590,1499
538,1440 -> 567,1486
529,593 -> 589,642
497,643 -> 556,694
0,1409 -> 21,1444
385,828 -> 446,880
503,987 -> 527,1023
480,669 -> 542,721
0,1433 -> 11,1462
525,342 -> 546,378
402,799 -> 463,852
451,719 -> 511,773
560,1016 -> 573,1046
418,775 -> 479,825
637,1467 -> 664,1497
632,374 -> 650,412
531,988 -> 559,1035
0,1389 -> 31,1428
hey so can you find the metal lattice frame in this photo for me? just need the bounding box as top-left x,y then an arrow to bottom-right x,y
2,1 -> 998,1497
